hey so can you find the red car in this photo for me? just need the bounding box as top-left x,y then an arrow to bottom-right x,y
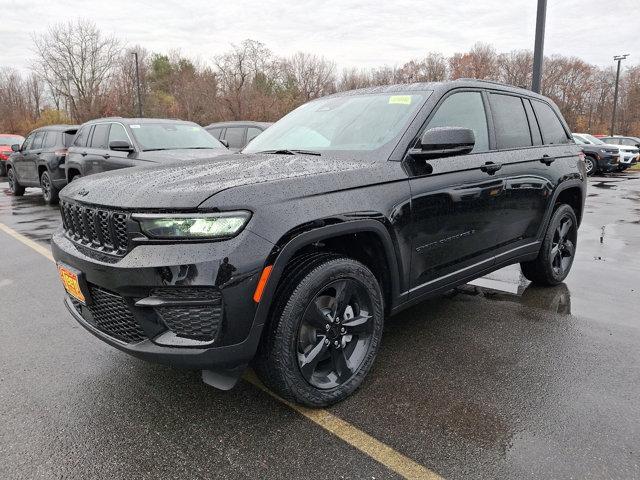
0,134 -> 25,176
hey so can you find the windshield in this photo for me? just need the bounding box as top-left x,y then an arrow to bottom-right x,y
130,123 -> 225,151
0,135 -> 24,146
243,92 -> 428,155
579,134 -> 605,145
572,135 -> 587,145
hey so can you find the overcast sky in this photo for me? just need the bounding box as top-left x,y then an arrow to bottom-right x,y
1,0 -> 638,72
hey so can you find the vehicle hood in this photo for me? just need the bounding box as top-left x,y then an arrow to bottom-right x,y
60,153 -> 371,209
606,144 -> 638,153
136,148 -> 229,162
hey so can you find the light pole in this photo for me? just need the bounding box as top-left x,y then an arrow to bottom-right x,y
132,51 -> 143,117
610,54 -> 629,136
531,0 -> 547,93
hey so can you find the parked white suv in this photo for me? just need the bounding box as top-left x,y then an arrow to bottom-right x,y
573,133 -> 638,171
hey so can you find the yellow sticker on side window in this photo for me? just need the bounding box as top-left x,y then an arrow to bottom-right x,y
388,95 -> 412,105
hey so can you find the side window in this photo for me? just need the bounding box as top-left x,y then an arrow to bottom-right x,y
620,138 -> 634,146
73,127 -> 89,147
21,133 -> 35,151
246,127 -> 262,144
426,91 -> 489,152
90,124 -> 110,149
207,127 -> 223,139
32,131 -> 45,150
531,100 -> 570,145
489,94 -> 532,149
43,131 -> 58,149
108,123 -> 130,147
523,99 -> 543,146
223,127 -> 245,149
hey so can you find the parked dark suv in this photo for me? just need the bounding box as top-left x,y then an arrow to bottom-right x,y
65,118 -> 228,181
7,125 -> 78,204
52,80 -> 586,407
205,121 -> 272,152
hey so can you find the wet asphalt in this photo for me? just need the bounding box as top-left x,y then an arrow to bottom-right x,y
0,173 -> 639,479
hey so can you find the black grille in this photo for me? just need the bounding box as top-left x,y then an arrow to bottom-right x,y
60,201 -> 129,255
73,286 -> 146,344
153,288 -> 223,342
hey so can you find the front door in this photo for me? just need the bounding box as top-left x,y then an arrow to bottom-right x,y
407,90 -> 505,295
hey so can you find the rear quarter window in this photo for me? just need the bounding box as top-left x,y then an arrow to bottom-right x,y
532,100 -> 570,145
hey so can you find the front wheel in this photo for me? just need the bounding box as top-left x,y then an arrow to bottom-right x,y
41,170 -> 59,205
7,168 -> 25,196
584,156 -> 596,176
255,255 -> 384,407
521,204 -> 578,286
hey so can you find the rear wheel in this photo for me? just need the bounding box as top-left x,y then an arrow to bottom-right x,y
584,155 -> 596,176
40,170 -> 59,205
521,204 -> 578,286
255,255 -> 384,407
7,167 -> 25,196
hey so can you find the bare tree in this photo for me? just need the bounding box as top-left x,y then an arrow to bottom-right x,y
283,52 -> 336,101
32,19 -> 121,122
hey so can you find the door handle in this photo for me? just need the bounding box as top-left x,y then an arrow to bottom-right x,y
540,154 -> 555,165
81,151 -> 87,156
480,162 -> 502,175
103,153 -> 110,159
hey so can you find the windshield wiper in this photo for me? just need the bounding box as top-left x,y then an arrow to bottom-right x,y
257,149 -> 321,156
143,148 -> 170,152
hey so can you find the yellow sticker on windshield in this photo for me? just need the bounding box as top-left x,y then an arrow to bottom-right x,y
388,95 -> 412,105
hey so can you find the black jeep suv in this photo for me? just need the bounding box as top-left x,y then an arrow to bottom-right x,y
7,125 -> 78,204
65,118 -> 228,182
52,80 -> 586,407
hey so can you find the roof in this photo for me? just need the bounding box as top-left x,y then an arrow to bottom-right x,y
205,121 -> 273,129
31,124 -> 79,132
325,79 -> 548,101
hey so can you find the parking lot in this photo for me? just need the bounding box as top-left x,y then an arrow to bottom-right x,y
0,173 -> 639,479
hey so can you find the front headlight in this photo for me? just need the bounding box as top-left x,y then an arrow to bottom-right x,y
133,211 -> 251,239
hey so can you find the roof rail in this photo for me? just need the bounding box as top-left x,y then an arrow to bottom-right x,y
454,78 -> 530,90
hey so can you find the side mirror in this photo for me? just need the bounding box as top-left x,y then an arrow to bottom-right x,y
414,127 -> 475,158
11,144 -> 20,152
109,140 -> 134,152
219,139 -> 229,148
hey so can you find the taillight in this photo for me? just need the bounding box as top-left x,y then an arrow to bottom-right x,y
0,153 -> 8,161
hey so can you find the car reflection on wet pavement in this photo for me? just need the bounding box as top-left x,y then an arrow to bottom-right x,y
0,173 -> 639,479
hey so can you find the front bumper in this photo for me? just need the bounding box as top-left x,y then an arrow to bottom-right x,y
51,226 -> 275,372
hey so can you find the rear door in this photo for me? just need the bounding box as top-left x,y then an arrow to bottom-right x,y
407,89 -> 507,295
25,130 -> 46,184
13,132 -> 35,181
66,125 -> 91,178
488,93 -> 575,259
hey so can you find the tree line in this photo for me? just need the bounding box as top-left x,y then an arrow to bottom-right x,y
1,19 -> 638,137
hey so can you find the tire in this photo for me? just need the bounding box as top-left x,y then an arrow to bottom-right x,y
40,170 -> 59,205
7,167 -> 25,196
584,155 -> 596,176
255,254 -> 384,407
0,162 -> 6,177
521,204 -> 578,286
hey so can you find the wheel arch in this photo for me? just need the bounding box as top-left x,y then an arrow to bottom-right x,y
253,219 -> 402,328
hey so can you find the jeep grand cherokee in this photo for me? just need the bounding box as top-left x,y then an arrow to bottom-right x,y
52,80 -> 586,407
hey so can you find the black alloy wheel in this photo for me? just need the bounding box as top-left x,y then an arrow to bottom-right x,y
521,204 -> 578,286
7,168 -> 25,196
255,254 -> 384,407
297,279 -> 375,389
550,216 -> 576,279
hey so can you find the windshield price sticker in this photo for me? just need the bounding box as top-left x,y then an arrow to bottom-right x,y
388,95 -> 412,105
